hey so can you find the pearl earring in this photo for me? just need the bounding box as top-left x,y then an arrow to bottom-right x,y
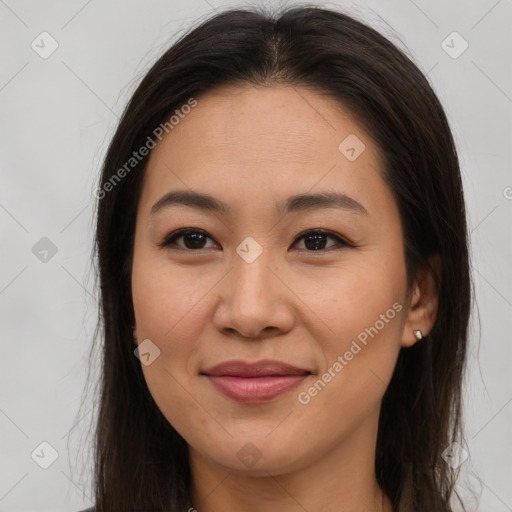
413,329 -> 423,340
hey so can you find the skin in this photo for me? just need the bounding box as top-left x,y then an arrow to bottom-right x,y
131,84 -> 440,512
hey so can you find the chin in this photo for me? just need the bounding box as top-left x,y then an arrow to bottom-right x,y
195,437 -> 312,476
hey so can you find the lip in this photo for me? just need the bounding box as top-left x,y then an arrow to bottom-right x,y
200,359 -> 311,403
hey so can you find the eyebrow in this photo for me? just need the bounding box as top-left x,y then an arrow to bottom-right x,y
150,190 -> 368,217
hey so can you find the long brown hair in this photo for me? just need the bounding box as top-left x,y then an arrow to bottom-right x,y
83,4 -> 472,510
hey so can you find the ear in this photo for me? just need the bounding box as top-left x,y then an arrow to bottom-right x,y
401,254 -> 441,348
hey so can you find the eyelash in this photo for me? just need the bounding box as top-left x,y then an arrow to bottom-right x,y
158,228 -> 354,253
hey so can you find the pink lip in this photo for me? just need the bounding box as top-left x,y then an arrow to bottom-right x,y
201,359 -> 311,403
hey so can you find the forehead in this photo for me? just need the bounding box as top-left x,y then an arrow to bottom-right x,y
139,84 -> 389,218
158,84 -> 374,161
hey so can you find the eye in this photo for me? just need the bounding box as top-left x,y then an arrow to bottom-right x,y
291,229 -> 353,252
159,228 -> 218,251
159,228 -> 353,252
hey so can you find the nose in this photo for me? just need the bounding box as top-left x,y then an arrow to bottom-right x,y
211,248 -> 295,340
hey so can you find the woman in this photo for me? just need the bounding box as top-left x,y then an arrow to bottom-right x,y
80,4 -> 472,511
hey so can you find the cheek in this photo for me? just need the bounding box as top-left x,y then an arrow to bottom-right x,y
131,257 -> 219,442
304,257 -> 403,346
299,259 -> 405,408
132,253 -> 216,346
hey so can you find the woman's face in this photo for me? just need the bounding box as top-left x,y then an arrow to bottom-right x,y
131,84 -> 427,477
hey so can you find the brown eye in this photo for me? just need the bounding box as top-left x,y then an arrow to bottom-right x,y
292,229 -> 352,251
159,229 -> 218,250
159,228 -> 353,252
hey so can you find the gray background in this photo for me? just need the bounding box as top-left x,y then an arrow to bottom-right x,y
0,0 -> 511,511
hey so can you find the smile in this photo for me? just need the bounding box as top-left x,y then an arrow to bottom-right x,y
201,359 -> 312,403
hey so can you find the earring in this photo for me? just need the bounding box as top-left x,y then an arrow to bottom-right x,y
413,329 -> 423,340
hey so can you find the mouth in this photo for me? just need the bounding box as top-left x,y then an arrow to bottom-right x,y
200,359 -> 312,403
